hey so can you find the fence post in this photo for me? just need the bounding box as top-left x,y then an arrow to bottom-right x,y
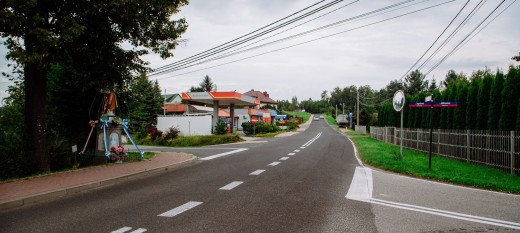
417,129 -> 420,150
394,127 -> 397,145
466,130 -> 470,162
511,131 -> 515,175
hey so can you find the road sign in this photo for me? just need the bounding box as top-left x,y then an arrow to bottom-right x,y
425,95 -> 432,102
252,119 -> 258,125
408,102 -> 458,108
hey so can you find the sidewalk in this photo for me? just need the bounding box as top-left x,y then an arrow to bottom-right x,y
0,152 -> 195,210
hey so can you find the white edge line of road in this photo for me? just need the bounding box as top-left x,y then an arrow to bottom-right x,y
199,148 -> 248,160
346,166 -> 520,230
158,201 -> 203,217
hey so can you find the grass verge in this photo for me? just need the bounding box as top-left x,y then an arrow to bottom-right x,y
138,134 -> 244,147
285,111 -> 311,123
324,114 -> 337,126
346,131 -> 520,194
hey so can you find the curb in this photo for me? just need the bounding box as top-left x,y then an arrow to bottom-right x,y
0,156 -> 197,210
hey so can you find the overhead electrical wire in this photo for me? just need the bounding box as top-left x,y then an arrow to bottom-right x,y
362,0 -> 491,103
154,0 -> 454,81
150,0 -> 345,75
424,0 -> 511,76
166,0 -> 436,74
151,0 -> 421,76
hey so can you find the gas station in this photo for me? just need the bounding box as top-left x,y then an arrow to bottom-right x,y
181,91 -> 260,133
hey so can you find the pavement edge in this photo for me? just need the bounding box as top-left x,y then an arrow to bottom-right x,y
0,155 -> 197,210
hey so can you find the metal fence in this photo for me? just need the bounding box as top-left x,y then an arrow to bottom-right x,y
370,127 -> 520,175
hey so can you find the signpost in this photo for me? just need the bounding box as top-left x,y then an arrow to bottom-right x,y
408,98 -> 458,169
393,90 -> 405,160
252,118 -> 257,135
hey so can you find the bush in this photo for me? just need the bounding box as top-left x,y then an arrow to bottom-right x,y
241,121 -> 280,135
145,125 -> 162,140
214,120 -> 227,135
163,127 -> 180,140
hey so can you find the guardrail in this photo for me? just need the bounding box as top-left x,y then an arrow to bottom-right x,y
370,127 -> 519,175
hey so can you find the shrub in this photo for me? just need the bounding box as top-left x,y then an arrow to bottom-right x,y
145,125 -> 162,140
241,121 -> 280,135
163,127 -> 180,140
214,120 -> 228,135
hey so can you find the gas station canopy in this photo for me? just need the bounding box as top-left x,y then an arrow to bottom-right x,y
181,91 -> 260,106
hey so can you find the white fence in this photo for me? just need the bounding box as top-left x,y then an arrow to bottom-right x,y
370,127 -> 520,175
157,114 -> 212,136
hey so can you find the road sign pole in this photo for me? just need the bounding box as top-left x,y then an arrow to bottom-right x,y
400,109 -> 403,160
429,101 -> 434,170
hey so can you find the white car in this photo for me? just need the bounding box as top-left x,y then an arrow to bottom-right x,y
313,117 -> 319,121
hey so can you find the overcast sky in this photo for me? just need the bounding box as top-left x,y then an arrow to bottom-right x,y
1,0 -> 519,104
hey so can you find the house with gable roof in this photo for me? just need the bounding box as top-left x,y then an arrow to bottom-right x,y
243,89 -> 277,109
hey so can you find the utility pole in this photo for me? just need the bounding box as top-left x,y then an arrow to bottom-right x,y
356,88 -> 360,128
342,103 -> 345,115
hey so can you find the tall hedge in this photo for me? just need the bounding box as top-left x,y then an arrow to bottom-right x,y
499,66 -> 520,131
477,73 -> 492,130
488,71 -> 504,130
466,77 -> 480,130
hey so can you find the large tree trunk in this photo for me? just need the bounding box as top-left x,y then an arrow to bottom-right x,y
24,35 -> 50,172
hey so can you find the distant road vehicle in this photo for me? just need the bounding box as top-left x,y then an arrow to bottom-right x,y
319,116 -> 324,119
336,114 -> 348,128
313,116 -> 319,121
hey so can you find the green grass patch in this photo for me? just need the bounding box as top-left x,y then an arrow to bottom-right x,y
347,132 -> 520,194
285,111 -> 311,123
138,134 -> 244,147
324,114 -> 337,126
126,151 -> 155,162
250,132 -> 282,138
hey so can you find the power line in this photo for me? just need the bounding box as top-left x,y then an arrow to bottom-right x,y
153,1 -> 453,81
149,0 -> 344,75
170,0 -> 434,74
424,0 -> 509,76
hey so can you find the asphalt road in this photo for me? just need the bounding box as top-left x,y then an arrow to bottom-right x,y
1,117 -> 519,233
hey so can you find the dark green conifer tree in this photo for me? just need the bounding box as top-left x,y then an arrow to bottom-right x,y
488,71 -> 504,130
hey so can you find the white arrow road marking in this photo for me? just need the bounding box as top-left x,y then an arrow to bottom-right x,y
268,162 -> 281,166
158,201 -> 203,217
346,166 -> 520,230
249,170 -> 265,175
111,227 -> 147,233
199,148 -> 248,160
219,181 -> 244,190
280,157 -> 289,160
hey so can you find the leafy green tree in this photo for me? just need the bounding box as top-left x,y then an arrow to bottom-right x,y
428,77 -> 438,92
121,76 -> 163,134
476,72 -> 493,130
0,0 -> 189,172
189,86 -> 204,92
466,76 -> 481,130
488,71 -> 504,130
516,101 -> 520,131
499,66 -> 520,131
404,70 -> 428,96
439,88 -> 450,129
512,52 -> 520,62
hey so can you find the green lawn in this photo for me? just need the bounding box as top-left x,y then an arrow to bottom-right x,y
285,111 -> 311,123
346,131 -> 520,194
324,114 -> 337,126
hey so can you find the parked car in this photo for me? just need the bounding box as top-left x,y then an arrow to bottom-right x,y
319,116 -> 324,119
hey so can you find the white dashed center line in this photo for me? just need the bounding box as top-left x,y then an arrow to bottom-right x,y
249,170 -> 265,175
158,201 -> 203,217
294,150 -> 300,152
219,181 -> 244,190
280,157 -> 289,160
287,153 -> 296,156
268,162 -> 281,166
300,147 -> 306,149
